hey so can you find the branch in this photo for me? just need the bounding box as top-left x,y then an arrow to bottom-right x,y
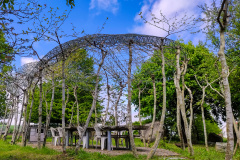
194,75 -> 203,88
217,0 -> 227,30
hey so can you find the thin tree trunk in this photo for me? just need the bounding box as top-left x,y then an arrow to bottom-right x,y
62,56 -> 66,152
73,86 -> 79,126
114,82 -> 125,126
75,48 -> 106,153
38,68 -> 43,149
12,93 -> 25,144
233,122 -> 240,155
174,47 -> 193,156
127,41 -> 138,158
43,72 -> 55,147
138,84 -> 146,147
16,122 -> 24,142
147,74 -> 157,147
176,95 -> 185,150
69,101 -> 76,127
147,42 -> 167,159
24,81 -> 38,147
103,72 -> 110,126
201,87 -> 208,151
195,75 -> 209,151
0,97 -> 10,139
11,97 -> 18,144
184,83 -> 193,152
3,104 -> 14,141
232,116 -> 240,154
95,103 -> 97,124
22,90 -> 29,146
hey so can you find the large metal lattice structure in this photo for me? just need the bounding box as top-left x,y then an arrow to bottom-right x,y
23,34 -> 175,78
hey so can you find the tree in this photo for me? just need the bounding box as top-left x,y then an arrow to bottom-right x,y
200,0 -> 235,158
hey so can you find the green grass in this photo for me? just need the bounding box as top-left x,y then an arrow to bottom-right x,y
1,135 -> 240,160
0,140 -> 60,160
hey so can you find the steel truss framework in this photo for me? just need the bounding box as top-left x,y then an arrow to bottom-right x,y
17,34 -> 176,80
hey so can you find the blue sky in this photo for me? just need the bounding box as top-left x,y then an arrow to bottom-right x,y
15,0 -> 207,68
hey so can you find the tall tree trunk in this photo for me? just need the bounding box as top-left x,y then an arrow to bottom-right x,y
69,101 -> 76,127
43,72 -> 55,147
75,48 -> 106,153
95,103 -> 97,124
22,90 -> 29,146
127,40 -> 138,158
184,83 -> 193,152
147,74 -> 157,147
0,96 -> 10,139
138,85 -> 142,126
12,93 -> 25,144
38,68 -> 43,149
23,81 -> 38,147
138,84 -> 146,147
114,82 -> 125,126
3,104 -> 14,141
195,76 -> 209,151
147,41 -> 167,159
11,97 -> 18,144
174,47 -> 193,156
217,1 -> 234,159
176,95 -> 185,150
201,87 -> 208,151
73,86 -> 79,126
233,121 -> 240,155
62,56 -> 66,152
103,72 -> 110,126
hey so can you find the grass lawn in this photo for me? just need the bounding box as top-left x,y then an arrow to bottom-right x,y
1,135 -> 240,160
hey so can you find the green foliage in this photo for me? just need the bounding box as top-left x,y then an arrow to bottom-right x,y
132,41 -> 223,142
0,30 -> 13,119
192,115 -> 221,143
28,50 -> 103,125
0,0 -> 14,9
66,0 -> 75,8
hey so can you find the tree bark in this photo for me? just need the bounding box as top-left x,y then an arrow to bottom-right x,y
69,101 -> 76,127
138,84 -> 146,147
22,90 -> 29,146
12,93 -> 25,144
73,86 -> 79,126
147,74 -> 157,147
174,47 -> 193,155
0,96 -> 10,139
43,72 -> 55,147
62,56 -> 66,152
23,81 -> 38,146
38,68 -> 43,149
201,87 -> 208,151
184,83 -> 193,152
114,82 -> 125,126
217,1 -> 234,159
3,102 -> 14,141
127,40 -> 138,158
147,41 -> 167,159
11,97 -> 18,144
103,72 -> 110,126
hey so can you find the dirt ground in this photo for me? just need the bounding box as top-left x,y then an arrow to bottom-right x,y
27,142 -> 180,157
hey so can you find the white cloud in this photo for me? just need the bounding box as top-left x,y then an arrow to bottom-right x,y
89,0 -> 119,14
132,0 -> 205,40
21,57 -> 38,66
